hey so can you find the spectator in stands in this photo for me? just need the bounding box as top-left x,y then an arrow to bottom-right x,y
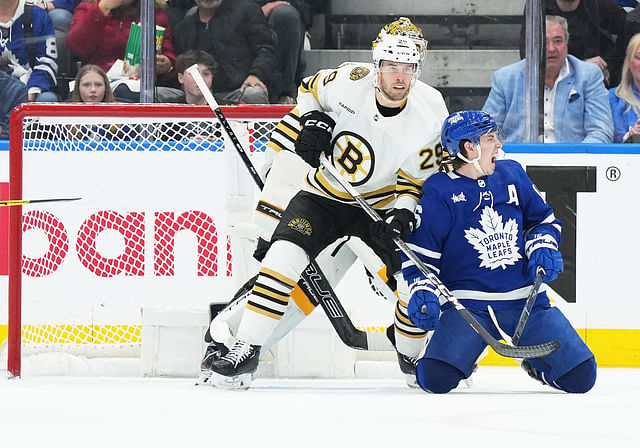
486,15 -> 613,143
173,0 -> 281,104
174,49 -> 216,104
160,50 -> 219,139
608,33 -> 640,141
66,65 -> 122,139
66,0 -> 177,99
34,0 -> 80,32
0,70 -> 28,139
253,1 -> 306,103
165,0 -> 194,28
521,0 -> 631,87
70,64 -> 115,102
0,0 -> 59,101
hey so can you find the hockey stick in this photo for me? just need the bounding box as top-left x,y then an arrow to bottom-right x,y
186,64 -> 393,351
512,267 -> 544,346
489,268 -> 545,347
0,197 -> 81,207
319,154 -> 560,359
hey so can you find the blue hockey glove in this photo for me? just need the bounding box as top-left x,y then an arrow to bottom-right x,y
294,110 -> 335,168
528,247 -> 563,283
370,208 -> 416,248
407,280 -> 441,331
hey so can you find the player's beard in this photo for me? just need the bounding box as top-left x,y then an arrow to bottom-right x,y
377,76 -> 411,103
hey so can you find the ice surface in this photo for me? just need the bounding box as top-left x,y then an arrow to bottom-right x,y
1,367 -> 638,447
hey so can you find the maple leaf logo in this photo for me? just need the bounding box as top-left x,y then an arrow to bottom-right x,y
464,206 -> 522,270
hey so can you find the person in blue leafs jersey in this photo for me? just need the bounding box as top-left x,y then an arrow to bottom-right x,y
401,110 -> 597,394
0,0 -> 59,101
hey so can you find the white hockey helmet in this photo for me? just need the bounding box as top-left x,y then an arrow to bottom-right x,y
372,33 -> 421,74
373,17 -> 427,63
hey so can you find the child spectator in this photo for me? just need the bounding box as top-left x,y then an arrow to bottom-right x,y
70,63 -> 115,102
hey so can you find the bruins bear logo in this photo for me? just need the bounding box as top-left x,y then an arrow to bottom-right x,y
288,218 -> 312,236
350,66 -> 370,81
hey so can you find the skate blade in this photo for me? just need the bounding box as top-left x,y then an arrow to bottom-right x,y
404,374 -> 420,389
210,372 -> 253,391
195,372 -> 211,386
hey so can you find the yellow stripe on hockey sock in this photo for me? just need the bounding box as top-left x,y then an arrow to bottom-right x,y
259,267 -> 297,288
246,303 -> 284,321
395,307 -> 414,327
394,326 -> 428,339
290,284 -> 316,316
253,285 -> 290,303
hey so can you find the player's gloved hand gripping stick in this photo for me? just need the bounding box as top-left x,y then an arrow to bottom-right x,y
319,153 -> 560,359
185,64 -> 394,352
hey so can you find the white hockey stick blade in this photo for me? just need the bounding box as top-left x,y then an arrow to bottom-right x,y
186,63 -> 222,110
487,305 -> 514,344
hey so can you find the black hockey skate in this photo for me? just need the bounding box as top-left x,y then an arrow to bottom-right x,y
397,352 -> 420,389
397,352 -> 418,375
210,339 -> 260,390
386,326 -> 420,388
521,359 -> 551,388
195,341 -> 228,386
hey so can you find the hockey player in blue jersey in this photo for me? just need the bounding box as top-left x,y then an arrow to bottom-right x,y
402,110 -> 597,394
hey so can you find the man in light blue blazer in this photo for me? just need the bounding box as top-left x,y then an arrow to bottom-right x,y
483,15 -> 613,143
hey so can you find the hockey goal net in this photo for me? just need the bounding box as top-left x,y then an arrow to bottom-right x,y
3,103 -> 294,378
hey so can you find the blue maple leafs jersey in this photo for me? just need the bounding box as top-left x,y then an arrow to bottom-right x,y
402,159 -> 562,310
0,1 -> 58,93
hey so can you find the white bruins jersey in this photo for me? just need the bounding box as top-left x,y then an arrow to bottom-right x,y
296,62 -> 448,210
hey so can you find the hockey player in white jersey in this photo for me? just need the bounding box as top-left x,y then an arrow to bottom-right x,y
402,110 -> 597,393
206,23 -> 449,389
198,18 -> 439,388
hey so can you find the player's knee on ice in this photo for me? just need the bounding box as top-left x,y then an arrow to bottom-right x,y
555,357 -> 597,394
415,358 -> 466,394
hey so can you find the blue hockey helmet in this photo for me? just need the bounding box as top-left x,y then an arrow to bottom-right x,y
440,110 -> 499,157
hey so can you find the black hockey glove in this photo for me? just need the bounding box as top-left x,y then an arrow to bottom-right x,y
370,208 -> 417,247
294,110 -> 335,168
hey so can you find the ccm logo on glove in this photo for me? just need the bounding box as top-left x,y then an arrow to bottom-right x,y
303,119 -> 333,133
295,111 -> 336,168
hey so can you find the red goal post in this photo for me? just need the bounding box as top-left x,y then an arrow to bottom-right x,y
6,102 -> 293,378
